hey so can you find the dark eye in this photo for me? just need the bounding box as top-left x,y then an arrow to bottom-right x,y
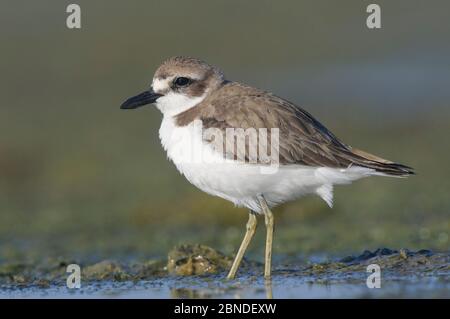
173,77 -> 191,87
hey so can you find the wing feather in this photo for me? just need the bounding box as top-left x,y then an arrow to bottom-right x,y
175,82 -> 414,176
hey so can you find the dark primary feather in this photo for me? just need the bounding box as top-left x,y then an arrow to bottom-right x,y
176,82 -> 414,176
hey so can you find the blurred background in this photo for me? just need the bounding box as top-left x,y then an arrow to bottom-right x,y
0,0 -> 449,264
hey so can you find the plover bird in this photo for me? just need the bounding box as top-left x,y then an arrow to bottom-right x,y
121,56 -> 414,279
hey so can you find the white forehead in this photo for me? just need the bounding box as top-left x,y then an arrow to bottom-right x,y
152,77 -> 171,93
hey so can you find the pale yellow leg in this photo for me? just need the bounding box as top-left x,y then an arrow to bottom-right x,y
257,194 -> 274,279
227,211 -> 258,279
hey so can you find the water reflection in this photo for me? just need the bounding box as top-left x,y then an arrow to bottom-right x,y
265,279 -> 273,299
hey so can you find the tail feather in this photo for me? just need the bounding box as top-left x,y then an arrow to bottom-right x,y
349,147 -> 415,177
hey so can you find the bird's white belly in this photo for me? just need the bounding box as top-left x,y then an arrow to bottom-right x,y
159,116 -> 374,213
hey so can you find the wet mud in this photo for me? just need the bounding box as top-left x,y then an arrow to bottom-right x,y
0,245 -> 448,298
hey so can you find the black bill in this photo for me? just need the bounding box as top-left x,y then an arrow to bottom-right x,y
120,89 -> 163,109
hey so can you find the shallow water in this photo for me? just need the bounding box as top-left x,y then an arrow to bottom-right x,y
1,273 -> 448,299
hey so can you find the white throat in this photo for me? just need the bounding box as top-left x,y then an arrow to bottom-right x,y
155,92 -> 206,117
